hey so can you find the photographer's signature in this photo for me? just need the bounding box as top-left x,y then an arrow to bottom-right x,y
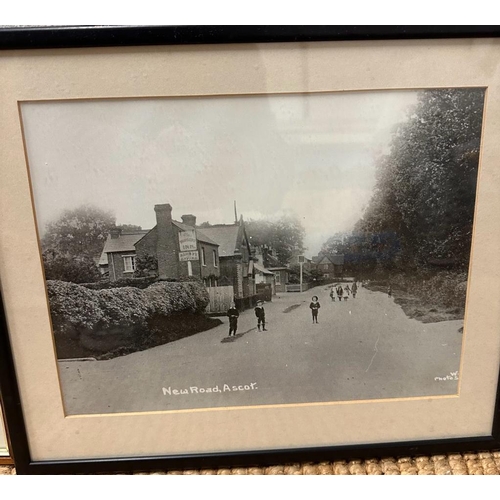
434,371 -> 459,381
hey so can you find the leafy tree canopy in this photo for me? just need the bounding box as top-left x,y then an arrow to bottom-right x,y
117,224 -> 142,232
246,214 -> 306,266
356,88 -> 484,268
42,205 -> 116,259
42,250 -> 102,284
321,87 -> 484,274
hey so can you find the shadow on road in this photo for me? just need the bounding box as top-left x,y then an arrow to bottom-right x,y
220,327 -> 258,343
283,304 -> 302,313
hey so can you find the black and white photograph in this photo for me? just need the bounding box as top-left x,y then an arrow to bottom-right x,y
21,87 -> 485,416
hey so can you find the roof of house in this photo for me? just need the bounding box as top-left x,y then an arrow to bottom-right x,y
330,254 -> 345,265
315,254 -> 345,265
99,230 -> 150,265
254,262 -> 274,275
198,224 -> 241,257
103,231 -> 149,253
172,221 -> 219,246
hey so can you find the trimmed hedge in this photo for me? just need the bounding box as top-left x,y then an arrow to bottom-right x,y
97,287 -> 152,330
47,278 -> 210,336
80,275 -> 205,290
81,276 -> 157,290
47,280 -> 103,334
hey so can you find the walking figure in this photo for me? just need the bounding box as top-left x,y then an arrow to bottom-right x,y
255,300 -> 267,331
352,282 -> 358,298
336,285 -> 343,302
227,302 -> 239,337
330,288 -> 335,302
310,295 -> 321,324
345,284 -> 351,296
388,285 -> 392,298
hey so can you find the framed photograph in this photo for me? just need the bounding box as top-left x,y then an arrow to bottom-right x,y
1,26 -> 500,475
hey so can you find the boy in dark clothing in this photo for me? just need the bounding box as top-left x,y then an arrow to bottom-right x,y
310,295 -> 320,324
254,301 -> 267,331
227,302 -> 239,337
352,282 -> 358,298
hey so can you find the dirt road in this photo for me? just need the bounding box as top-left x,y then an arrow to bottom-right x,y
59,284 -> 463,415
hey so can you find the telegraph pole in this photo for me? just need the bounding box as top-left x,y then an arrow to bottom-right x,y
299,255 -> 304,293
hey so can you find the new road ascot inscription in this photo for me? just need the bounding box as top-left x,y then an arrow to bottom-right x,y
163,383 -> 258,396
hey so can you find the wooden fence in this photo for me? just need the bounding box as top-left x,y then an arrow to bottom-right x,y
205,286 -> 234,314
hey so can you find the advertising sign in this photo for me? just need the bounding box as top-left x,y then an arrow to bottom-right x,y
179,250 -> 199,262
179,230 -> 197,252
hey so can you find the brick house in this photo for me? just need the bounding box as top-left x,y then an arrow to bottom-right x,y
311,253 -> 345,279
135,205 -> 220,286
100,204 -> 255,300
101,204 -> 220,285
99,229 -> 150,280
198,218 -> 255,301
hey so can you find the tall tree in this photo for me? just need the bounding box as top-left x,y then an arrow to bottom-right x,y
355,88 -> 484,270
42,205 -> 116,259
246,215 -> 305,266
321,232 -> 349,255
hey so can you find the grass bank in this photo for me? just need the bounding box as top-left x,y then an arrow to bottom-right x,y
364,271 -> 467,324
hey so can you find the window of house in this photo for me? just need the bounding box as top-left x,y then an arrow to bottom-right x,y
322,263 -> 329,270
275,272 -> 281,285
213,249 -> 218,267
123,255 -> 136,273
201,247 -> 206,266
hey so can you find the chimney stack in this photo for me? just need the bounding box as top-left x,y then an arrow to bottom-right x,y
181,214 -> 196,227
154,203 -> 178,279
110,228 -> 122,239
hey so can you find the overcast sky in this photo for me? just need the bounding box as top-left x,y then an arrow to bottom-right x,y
22,90 -> 418,257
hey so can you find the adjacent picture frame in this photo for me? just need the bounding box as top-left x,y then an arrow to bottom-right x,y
1,26 -> 500,475
0,407 -> 12,465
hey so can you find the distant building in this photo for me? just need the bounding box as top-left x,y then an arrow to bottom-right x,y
252,244 -> 291,293
311,253 -> 345,279
289,252 -> 313,272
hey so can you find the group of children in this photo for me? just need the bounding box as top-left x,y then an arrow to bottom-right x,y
330,282 -> 358,301
226,300 -> 267,337
226,281 -> 362,336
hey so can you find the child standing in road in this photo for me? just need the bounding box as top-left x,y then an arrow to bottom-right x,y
352,282 -> 358,298
336,285 -> 343,302
310,295 -> 321,324
254,300 -> 267,331
226,302 -> 239,337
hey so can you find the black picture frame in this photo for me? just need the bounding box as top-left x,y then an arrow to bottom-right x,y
1,25 -> 500,475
